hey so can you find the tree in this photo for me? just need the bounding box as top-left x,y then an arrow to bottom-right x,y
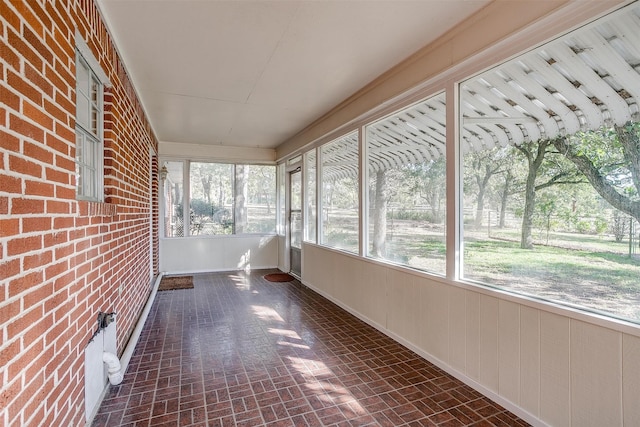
371,170 -> 388,257
235,165 -> 248,234
496,164 -> 525,229
201,174 -> 212,205
553,122 -> 640,223
464,147 -> 511,228
405,158 -> 446,223
248,165 -> 275,214
516,139 -> 584,249
611,210 -> 630,242
534,193 -> 557,244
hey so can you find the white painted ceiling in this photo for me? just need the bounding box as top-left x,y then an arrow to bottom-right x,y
97,0 -> 490,149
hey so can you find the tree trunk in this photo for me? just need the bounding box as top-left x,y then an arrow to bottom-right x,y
372,170 -> 387,257
474,183 -> 486,228
201,175 -> 211,205
616,124 -> 640,195
554,133 -> 640,223
430,195 -> 440,223
518,140 -> 551,249
499,170 -> 513,228
521,167 -> 537,249
234,165 -> 248,234
218,179 -> 223,207
472,160 -> 501,228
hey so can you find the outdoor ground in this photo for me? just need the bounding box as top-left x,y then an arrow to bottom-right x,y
381,219 -> 640,322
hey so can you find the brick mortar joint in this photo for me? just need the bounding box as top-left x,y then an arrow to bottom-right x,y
77,200 -> 117,217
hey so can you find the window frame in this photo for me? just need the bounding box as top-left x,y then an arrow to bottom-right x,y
279,1 -> 640,327
75,34 -> 110,202
318,131 -> 360,254
160,158 -> 277,238
303,149 -> 317,244
75,53 -> 104,201
363,92 -> 448,276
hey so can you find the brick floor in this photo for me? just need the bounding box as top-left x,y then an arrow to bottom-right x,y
92,269 -> 530,427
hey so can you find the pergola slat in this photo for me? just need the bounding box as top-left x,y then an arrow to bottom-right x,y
579,30 -> 640,104
501,62 -> 580,136
482,72 -> 560,138
399,112 -> 445,150
320,5 -> 640,177
612,13 -> 640,60
465,79 -> 542,143
545,42 -> 631,125
525,54 -> 604,131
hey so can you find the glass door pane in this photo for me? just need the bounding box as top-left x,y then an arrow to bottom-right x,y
290,169 -> 302,276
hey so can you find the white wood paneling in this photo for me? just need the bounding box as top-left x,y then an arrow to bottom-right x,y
449,286 -> 467,372
360,261 -> 388,328
387,269 -> 420,344
302,244 -> 320,289
334,254 -> 356,307
519,306 -> 540,417
540,311 -> 571,427
571,321 -> 622,426
498,300 -> 520,404
465,291 -> 481,381
298,245 -> 640,426
623,333 -> 640,426
421,279 -> 449,362
160,235 -> 278,273
278,235 -> 286,272
479,295 -> 499,392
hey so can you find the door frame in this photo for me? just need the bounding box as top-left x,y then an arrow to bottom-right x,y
288,167 -> 302,278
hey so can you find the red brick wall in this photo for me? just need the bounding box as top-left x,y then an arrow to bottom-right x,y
1,1 -> 159,425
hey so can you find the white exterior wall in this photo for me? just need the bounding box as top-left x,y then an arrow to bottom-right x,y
302,243 -> 640,427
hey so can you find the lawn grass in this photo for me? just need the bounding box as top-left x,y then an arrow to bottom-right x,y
465,238 -> 640,291
317,212 -> 640,321
376,223 -> 640,321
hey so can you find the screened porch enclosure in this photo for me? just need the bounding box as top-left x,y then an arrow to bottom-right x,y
313,2 -> 640,322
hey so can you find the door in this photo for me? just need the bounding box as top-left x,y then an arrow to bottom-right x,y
289,169 -> 302,277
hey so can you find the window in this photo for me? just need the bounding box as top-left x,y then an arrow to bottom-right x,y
461,2 -> 640,322
162,160 -> 276,237
292,2 -> 640,324
190,162 -> 234,235
320,132 -> 359,253
277,163 -> 286,235
75,52 -> 104,200
243,165 -> 276,233
366,93 -> 447,275
304,149 -> 317,243
163,161 -> 184,237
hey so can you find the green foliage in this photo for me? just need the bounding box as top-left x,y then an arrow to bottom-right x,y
418,239 -> 446,256
570,124 -> 639,201
594,216 -> 608,235
575,220 -> 592,234
611,210 -> 630,242
388,209 -> 438,223
190,199 -> 228,218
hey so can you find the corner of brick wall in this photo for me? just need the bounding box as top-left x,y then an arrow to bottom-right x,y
0,1 -> 159,425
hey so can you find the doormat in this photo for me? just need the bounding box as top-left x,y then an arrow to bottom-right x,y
158,275 -> 194,291
263,273 -> 295,283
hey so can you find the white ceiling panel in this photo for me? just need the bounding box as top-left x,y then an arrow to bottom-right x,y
97,0 -> 491,149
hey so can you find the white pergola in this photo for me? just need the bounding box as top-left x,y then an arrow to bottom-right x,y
323,2 -> 640,179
